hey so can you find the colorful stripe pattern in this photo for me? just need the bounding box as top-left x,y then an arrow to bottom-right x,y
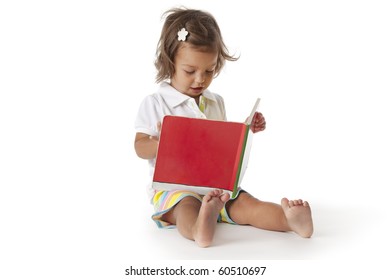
152,190 -> 237,228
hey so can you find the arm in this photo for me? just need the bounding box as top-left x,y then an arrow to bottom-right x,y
134,132 -> 159,160
134,121 -> 162,159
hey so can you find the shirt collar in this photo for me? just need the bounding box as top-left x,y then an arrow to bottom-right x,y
158,82 -> 217,108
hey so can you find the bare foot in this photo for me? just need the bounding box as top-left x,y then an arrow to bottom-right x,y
281,198 -> 313,238
193,189 -> 230,247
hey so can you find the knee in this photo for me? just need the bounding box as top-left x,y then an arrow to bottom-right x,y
225,192 -> 260,225
178,196 -> 202,208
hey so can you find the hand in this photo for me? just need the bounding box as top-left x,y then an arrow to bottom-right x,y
250,112 -> 266,133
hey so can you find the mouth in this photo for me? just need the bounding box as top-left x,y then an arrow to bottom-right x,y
190,87 -> 204,93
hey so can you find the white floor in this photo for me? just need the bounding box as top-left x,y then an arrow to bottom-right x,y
128,196 -> 384,260
123,191 -> 390,279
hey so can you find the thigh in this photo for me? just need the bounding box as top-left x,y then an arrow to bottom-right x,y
152,190 -> 202,228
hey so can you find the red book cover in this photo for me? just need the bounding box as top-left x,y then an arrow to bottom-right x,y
152,115 -> 254,198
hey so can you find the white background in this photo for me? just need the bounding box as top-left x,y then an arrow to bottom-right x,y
1,0 -> 389,279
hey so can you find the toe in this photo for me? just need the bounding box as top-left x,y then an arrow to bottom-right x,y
281,197 -> 290,210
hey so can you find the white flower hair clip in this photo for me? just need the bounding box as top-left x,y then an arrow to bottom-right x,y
177,28 -> 188,42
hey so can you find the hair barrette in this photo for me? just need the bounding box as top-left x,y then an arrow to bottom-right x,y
177,28 -> 188,42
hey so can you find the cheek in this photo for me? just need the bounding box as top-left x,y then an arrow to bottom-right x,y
173,72 -> 189,84
178,75 -> 194,88
205,75 -> 214,85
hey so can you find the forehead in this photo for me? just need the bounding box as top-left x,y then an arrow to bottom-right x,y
175,44 -> 218,67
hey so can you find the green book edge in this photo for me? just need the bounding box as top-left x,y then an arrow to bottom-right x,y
232,124 -> 250,198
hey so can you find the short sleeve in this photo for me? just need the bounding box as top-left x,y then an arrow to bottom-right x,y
134,94 -> 163,137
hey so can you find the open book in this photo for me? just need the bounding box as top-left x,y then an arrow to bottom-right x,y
152,98 -> 260,198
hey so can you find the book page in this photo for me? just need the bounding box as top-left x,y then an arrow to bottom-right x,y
245,98 -> 261,125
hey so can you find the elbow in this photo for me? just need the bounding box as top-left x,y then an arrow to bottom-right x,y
134,141 -> 154,160
134,142 -> 144,159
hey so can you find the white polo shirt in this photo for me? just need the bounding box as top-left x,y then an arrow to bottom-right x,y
134,82 -> 227,199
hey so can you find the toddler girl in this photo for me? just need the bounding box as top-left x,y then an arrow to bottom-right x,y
134,7 -> 313,247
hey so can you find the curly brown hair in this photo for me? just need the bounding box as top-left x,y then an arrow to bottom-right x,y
154,7 -> 238,83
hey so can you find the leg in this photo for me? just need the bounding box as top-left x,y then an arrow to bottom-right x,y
162,190 -> 230,247
226,192 -> 313,238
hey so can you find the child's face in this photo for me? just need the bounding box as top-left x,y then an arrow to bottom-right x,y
171,44 -> 218,100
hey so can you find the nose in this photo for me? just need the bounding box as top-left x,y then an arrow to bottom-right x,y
195,73 -> 205,84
